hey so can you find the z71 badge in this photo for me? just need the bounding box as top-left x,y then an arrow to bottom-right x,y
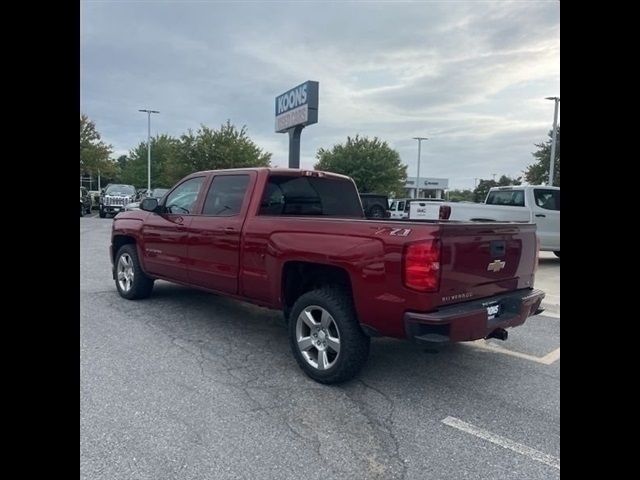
374,227 -> 412,237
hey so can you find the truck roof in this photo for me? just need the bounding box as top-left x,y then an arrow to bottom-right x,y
490,185 -> 560,191
186,167 -> 353,182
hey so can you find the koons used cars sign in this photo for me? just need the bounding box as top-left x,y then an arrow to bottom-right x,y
275,81 -> 319,133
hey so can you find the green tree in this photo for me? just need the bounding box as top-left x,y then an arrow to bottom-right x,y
80,114 -> 116,177
473,175 -> 522,202
120,134 -> 180,188
165,121 -> 272,185
314,135 -> 407,196
524,126 -> 560,186
447,189 -> 474,202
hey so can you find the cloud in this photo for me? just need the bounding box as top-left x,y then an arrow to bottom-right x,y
81,0 -> 559,190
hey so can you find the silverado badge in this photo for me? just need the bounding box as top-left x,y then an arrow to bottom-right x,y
487,260 -> 506,272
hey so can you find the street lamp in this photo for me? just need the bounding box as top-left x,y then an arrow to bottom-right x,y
412,137 -> 428,198
545,97 -> 560,186
139,109 -> 160,191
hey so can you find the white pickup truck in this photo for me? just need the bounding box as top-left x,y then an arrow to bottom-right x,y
409,185 -> 560,256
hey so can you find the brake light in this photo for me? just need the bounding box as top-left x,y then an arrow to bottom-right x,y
403,240 -> 441,292
439,205 -> 451,220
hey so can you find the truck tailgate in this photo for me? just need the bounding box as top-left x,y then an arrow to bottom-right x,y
437,222 -> 537,306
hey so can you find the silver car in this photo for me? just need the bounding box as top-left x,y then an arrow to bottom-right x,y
125,188 -> 169,211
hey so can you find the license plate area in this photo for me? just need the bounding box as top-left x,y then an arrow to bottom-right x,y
484,301 -> 502,320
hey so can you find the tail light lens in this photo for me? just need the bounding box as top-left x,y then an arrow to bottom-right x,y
403,240 -> 441,292
439,205 -> 451,220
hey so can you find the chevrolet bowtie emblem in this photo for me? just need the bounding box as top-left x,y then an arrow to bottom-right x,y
487,260 -> 506,272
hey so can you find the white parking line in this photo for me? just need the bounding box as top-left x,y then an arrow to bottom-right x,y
469,341 -> 560,365
442,416 -> 560,470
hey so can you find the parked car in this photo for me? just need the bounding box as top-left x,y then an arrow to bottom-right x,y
110,168 -> 544,384
88,191 -> 101,209
125,188 -> 170,211
359,193 -> 390,219
99,184 -> 136,218
388,197 -> 443,219
407,186 -> 560,256
388,198 -> 409,219
80,187 -> 92,216
135,188 -> 148,202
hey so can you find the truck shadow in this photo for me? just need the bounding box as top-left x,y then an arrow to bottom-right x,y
143,282 -> 523,394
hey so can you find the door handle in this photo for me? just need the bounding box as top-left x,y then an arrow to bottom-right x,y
223,227 -> 236,234
535,214 -> 546,218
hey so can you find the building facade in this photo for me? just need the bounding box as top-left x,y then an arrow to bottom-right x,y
404,177 -> 449,199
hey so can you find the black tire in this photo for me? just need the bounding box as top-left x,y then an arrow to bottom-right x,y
80,204 -> 84,217
288,287 -> 370,384
99,206 -> 106,218
554,251 -> 560,258
369,205 -> 385,219
114,244 -> 154,299
86,205 -> 92,214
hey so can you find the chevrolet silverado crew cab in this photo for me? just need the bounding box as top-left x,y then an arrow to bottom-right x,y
110,168 -> 545,384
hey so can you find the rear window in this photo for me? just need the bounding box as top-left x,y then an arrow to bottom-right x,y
259,175 -> 364,217
485,190 -> 525,207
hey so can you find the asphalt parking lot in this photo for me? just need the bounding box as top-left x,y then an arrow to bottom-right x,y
80,216 -> 560,480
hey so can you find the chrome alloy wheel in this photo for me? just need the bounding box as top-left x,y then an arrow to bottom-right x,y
117,253 -> 134,293
295,305 -> 341,370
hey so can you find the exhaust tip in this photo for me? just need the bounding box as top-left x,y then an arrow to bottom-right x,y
486,328 -> 508,341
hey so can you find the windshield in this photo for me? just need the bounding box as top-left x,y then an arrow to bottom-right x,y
105,184 -> 135,196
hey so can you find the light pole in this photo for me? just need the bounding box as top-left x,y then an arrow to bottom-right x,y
413,137 -> 428,198
545,97 -> 560,186
139,109 -> 160,191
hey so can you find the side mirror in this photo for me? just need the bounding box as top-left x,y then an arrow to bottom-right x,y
141,197 -> 159,212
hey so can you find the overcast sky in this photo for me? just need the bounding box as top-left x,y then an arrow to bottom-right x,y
81,0 -> 559,190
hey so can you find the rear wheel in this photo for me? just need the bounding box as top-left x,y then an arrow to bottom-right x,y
288,287 -> 370,384
114,244 -> 154,299
554,251 -> 560,258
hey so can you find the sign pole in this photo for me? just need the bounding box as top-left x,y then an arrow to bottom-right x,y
288,125 -> 304,168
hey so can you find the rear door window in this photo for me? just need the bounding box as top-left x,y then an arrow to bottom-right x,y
533,189 -> 560,211
202,175 -> 250,216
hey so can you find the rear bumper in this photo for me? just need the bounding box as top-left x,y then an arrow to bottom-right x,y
404,288 -> 545,343
102,205 -> 126,213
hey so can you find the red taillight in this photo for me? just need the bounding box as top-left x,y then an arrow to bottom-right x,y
439,205 -> 451,220
403,240 -> 441,292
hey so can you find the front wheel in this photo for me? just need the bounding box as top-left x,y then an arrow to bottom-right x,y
288,287 -> 370,384
99,206 -> 106,218
114,244 -> 154,299
554,251 -> 560,258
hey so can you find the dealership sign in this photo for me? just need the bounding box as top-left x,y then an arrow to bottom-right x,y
405,177 -> 449,189
275,81 -> 319,133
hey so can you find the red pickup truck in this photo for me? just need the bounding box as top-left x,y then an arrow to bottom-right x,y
111,168 -> 544,383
